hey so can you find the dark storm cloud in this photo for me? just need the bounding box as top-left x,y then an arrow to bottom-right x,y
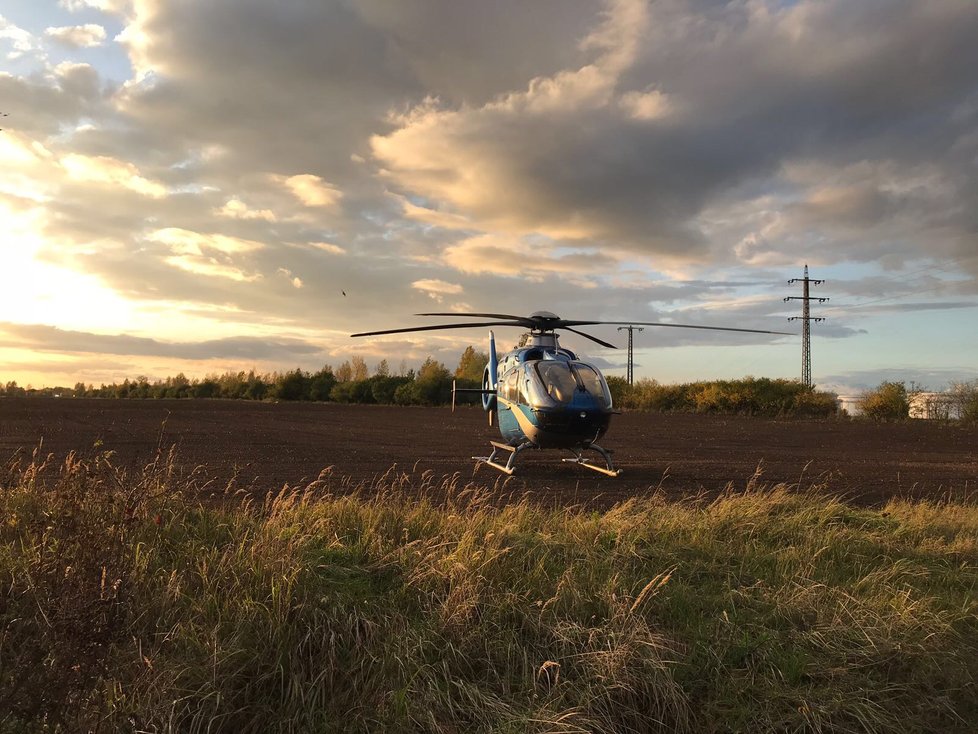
0,322 -> 325,361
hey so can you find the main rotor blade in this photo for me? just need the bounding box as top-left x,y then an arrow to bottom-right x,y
351,321 -> 520,338
563,327 -> 617,349
558,320 -> 793,336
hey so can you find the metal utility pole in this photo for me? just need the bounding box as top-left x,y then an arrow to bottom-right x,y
784,264 -> 827,388
617,325 -> 643,385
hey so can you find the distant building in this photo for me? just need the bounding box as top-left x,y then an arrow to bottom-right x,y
909,392 -> 960,420
836,395 -> 863,416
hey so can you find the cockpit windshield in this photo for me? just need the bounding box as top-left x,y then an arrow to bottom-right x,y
533,361 -> 578,404
572,363 -> 612,408
530,361 -> 613,409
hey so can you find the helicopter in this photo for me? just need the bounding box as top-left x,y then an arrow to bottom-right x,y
353,311 -> 790,476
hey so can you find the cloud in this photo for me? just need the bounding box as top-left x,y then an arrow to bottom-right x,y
443,234 -> 618,283
0,322 -> 324,361
215,197 -> 277,221
44,24 -> 107,49
278,268 -> 303,289
145,228 -> 264,282
61,153 -> 167,197
411,279 -> 463,302
370,0 -> 978,274
305,242 -> 346,255
275,173 -> 343,208
0,15 -> 38,60
59,0 -> 128,14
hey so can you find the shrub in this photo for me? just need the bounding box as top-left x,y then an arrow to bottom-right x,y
605,375 -> 630,407
949,380 -> 978,423
612,377 -> 837,417
859,381 -> 910,421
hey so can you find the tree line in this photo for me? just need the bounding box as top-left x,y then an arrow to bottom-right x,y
0,347 -> 489,407
10,353 -> 974,421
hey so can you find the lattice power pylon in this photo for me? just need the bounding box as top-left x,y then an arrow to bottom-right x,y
784,264 -> 827,387
617,325 -> 644,385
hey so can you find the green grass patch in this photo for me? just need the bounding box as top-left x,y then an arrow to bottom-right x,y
1,451 -> 976,732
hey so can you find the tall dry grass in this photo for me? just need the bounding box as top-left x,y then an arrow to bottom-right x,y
1,450 -> 976,732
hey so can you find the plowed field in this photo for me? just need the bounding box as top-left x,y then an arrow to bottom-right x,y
2,398 -> 975,506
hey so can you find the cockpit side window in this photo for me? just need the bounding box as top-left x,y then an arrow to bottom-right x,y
533,361 -> 578,404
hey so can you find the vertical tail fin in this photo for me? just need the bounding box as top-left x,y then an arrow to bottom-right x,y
481,330 -> 498,414
488,330 -> 498,386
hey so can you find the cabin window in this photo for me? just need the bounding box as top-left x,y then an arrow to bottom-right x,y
533,362 -> 578,404
503,370 -> 520,401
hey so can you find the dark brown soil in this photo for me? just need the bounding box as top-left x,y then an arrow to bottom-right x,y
1,398 -> 975,506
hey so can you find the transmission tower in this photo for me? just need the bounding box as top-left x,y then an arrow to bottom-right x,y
617,325 -> 643,385
784,264 -> 827,387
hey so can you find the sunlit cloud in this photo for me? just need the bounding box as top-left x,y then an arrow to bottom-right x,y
274,174 -> 343,208
618,88 -> 673,121
305,241 -> 346,255
370,0 -> 655,245
146,228 -> 264,282
147,228 -> 264,255
278,268 -> 304,289
215,198 -> 277,222
0,202 -> 137,332
443,234 -> 617,284
0,15 -> 38,60
412,279 -> 463,302
44,24 -> 107,49
393,194 -> 473,231
60,153 -> 168,198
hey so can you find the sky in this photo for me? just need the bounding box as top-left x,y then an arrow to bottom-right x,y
1,0 -> 976,395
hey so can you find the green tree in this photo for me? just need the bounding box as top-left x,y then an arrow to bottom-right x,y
193,378 -> 220,399
309,367 -> 336,401
351,355 -> 369,381
273,369 -> 311,401
370,375 -> 409,404
859,381 -> 909,421
335,360 -> 353,383
950,380 -> 978,422
415,357 -> 451,405
455,346 -> 488,382
605,375 -> 630,407
243,371 -> 269,400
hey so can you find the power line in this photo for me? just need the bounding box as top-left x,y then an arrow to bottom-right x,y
820,278 -> 957,316
784,264 -> 827,388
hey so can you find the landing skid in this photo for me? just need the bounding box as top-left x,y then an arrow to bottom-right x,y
473,440 -> 533,475
562,444 -> 622,477
473,441 -> 622,477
